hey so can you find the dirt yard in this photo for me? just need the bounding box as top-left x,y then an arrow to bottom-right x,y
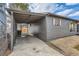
50,35 -> 79,56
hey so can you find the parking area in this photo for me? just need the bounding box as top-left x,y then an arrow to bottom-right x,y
50,35 -> 79,56
9,36 -> 63,56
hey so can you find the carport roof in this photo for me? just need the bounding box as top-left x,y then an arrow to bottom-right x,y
6,8 -> 46,23
6,8 -> 79,23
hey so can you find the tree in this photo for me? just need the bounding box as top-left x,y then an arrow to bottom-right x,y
10,3 -> 29,11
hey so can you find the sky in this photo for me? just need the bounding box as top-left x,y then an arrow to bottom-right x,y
29,3 -> 79,20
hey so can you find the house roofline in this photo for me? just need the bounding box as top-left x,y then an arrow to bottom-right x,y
6,8 -> 46,17
47,13 -> 79,22
6,8 -> 79,22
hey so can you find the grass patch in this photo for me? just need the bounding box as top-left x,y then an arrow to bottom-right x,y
74,45 -> 79,50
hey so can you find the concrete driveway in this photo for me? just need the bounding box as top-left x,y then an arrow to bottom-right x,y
9,36 -> 63,56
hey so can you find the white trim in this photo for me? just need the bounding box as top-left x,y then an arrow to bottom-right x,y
53,17 -> 61,26
60,19 -> 61,26
53,17 -> 55,25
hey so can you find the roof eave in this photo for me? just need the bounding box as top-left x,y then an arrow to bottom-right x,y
47,13 -> 79,22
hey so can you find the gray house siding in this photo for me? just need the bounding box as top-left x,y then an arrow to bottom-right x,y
38,18 -> 47,41
77,24 -> 79,34
0,4 -> 7,55
28,23 -> 40,35
6,10 -> 16,50
10,12 -> 17,50
28,18 -> 47,41
45,16 -> 77,40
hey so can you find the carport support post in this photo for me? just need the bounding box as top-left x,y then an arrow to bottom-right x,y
10,11 -> 14,51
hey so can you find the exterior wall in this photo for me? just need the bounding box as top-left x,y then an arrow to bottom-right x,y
21,18 -> 47,41
8,12 -> 18,50
46,16 -> 77,40
0,4 -> 7,55
13,16 -> 17,46
27,18 -> 47,41
17,23 -> 28,37
77,23 -> 79,34
38,18 -> 47,41
6,10 -> 16,50
17,23 -> 40,36
28,23 -> 40,35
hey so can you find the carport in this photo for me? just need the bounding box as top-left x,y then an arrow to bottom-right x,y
6,9 -> 46,51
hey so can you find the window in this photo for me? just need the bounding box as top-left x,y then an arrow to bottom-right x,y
53,18 -> 61,26
77,24 -> 79,32
69,22 -> 75,32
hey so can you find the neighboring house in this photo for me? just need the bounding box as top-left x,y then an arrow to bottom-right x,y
0,3 -> 79,55
0,4 -> 7,55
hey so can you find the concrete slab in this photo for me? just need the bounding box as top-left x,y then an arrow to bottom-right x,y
9,36 -> 63,56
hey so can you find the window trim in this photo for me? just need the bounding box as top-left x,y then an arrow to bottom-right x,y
53,17 -> 61,26
69,22 -> 75,32
53,17 -> 55,25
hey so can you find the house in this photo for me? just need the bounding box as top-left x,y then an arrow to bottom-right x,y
0,4 -> 8,55
5,8 -> 79,50
0,3 -> 79,55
